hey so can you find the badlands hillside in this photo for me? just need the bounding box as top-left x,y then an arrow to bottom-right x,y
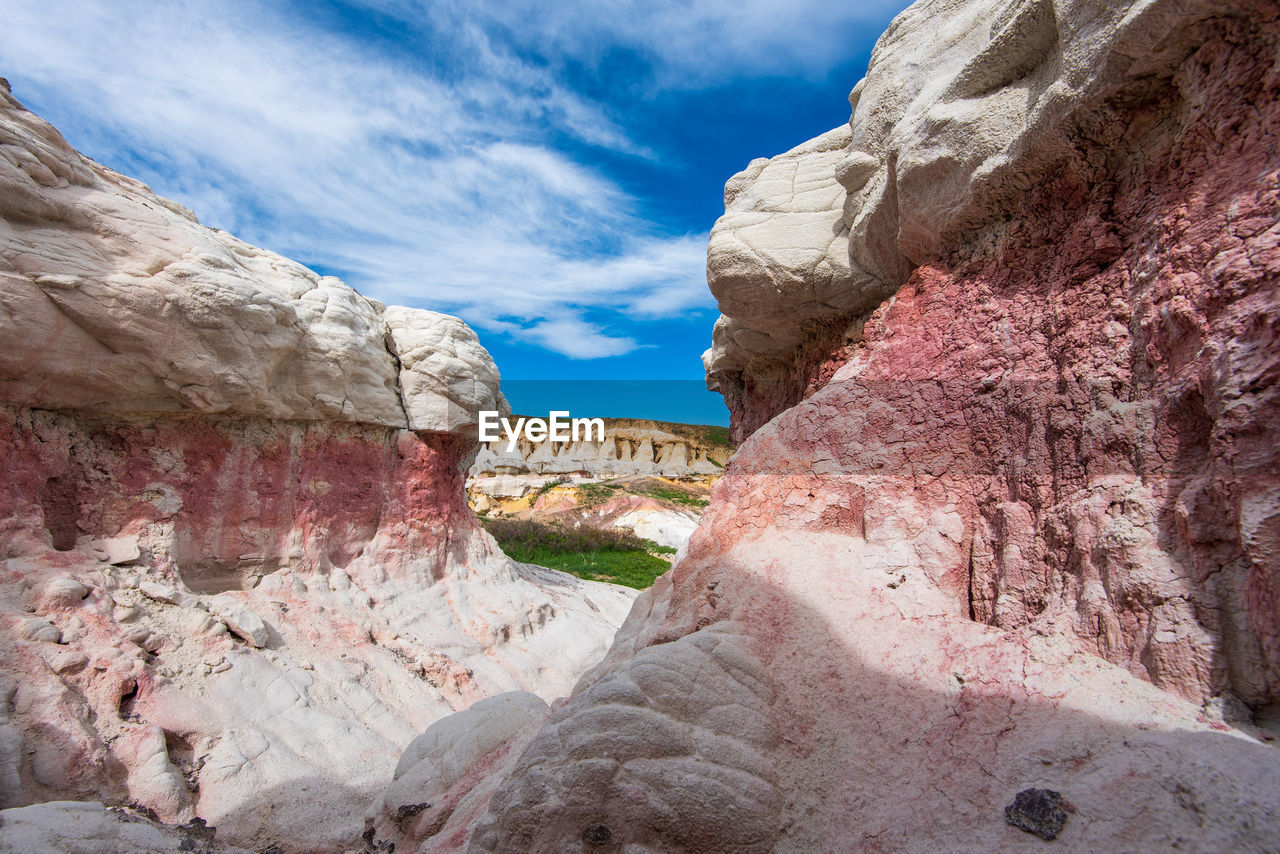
0,80 -> 635,851
0,0 -> 1278,852
469,417 -> 733,553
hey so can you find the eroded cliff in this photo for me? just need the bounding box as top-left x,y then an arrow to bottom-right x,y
387,1 -> 1280,851
0,88 -> 636,851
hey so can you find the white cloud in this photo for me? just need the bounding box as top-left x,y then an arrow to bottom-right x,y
361,0 -> 910,86
519,316 -> 638,359
0,0 -> 899,360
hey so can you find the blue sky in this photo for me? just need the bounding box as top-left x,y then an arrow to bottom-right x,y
0,0 -> 911,388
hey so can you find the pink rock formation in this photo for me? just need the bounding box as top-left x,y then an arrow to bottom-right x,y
703,1 -> 1280,709
407,1 -> 1280,851
0,89 -> 637,850
0,409 -> 475,588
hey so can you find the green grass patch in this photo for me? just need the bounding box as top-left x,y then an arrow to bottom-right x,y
534,478 -> 567,497
575,481 -> 620,507
634,485 -> 709,508
700,425 -> 732,447
481,517 -> 672,589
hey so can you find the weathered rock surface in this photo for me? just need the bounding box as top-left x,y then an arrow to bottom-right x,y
414,0 -> 1280,851
471,622 -> 781,853
705,0 -> 1280,444
703,126 -> 890,441
365,691 -> 551,853
0,801 -> 249,854
0,88 -> 504,429
697,0 -> 1280,709
469,418 -> 728,549
0,91 -> 634,851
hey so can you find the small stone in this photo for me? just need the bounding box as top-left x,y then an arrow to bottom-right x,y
124,626 -> 153,648
113,604 -> 143,623
210,594 -> 269,647
1005,788 -> 1070,841
91,535 -> 142,566
17,618 -> 62,644
582,824 -> 612,846
37,577 -> 90,610
182,611 -> 217,635
138,581 -> 196,608
52,650 -> 89,673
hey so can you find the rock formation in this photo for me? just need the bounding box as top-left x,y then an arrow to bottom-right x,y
388,0 -> 1280,851
0,88 -> 635,850
0,801 -> 248,854
469,418 -> 728,483
469,418 -> 729,550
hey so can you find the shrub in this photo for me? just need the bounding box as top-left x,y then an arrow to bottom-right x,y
480,517 -> 672,589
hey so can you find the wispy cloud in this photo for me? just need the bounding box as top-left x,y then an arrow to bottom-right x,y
0,0 -> 903,362
520,316 -> 638,359
0,0 -> 717,359
364,0 -> 911,86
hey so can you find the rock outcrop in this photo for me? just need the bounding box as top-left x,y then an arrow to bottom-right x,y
700,0 -> 1280,710
468,418 -> 729,550
403,1 -> 1280,851
469,418 -> 728,483
0,89 -> 636,851
0,801 -> 248,854
0,90 -> 501,430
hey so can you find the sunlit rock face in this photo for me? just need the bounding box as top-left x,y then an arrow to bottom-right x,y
0,89 -> 636,851
700,0 -> 1280,709
0,83 -> 504,430
706,0 -> 1280,445
442,1 -> 1280,852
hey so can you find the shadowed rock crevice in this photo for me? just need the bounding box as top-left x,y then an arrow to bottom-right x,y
456,538 -> 1280,852
37,473 -> 79,552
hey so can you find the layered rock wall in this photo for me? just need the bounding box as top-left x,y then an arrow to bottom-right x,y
413,1 -> 1280,851
701,0 -> 1280,708
470,419 -> 727,483
0,89 -> 635,851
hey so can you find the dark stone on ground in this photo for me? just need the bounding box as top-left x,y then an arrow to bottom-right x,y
1005,788 -> 1069,841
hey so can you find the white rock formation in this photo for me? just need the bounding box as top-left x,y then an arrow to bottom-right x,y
703,0 -> 1240,391
384,305 -> 509,433
0,801 -> 249,853
470,424 -> 724,482
611,507 -> 701,550
704,126 -> 892,377
0,88 -> 504,429
0,89 -> 635,852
